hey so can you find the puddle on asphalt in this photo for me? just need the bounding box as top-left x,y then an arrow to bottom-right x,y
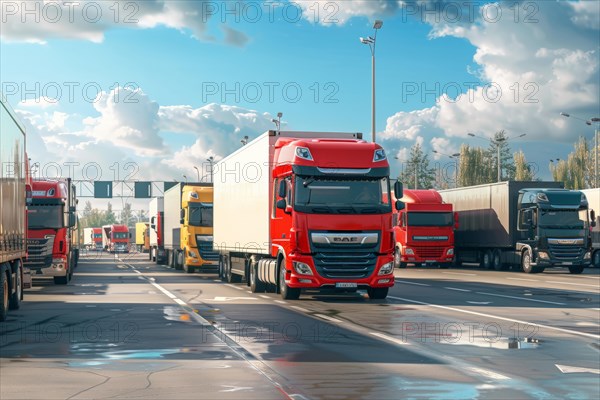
448,336 -> 541,350
163,306 -> 193,323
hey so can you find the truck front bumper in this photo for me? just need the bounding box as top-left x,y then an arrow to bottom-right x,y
285,254 -> 395,289
533,250 -> 591,267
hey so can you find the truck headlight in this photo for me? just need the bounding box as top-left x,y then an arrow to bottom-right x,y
188,250 -> 197,258
293,262 -> 313,275
538,252 -> 548,259
378,262 -> 394,275
447,248 -> 454,256
404,248 -> 414,255
584,252 -> 591,259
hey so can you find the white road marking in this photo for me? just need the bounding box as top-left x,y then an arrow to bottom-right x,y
213,279 -> 221,282
224,284 -> 238,289
174,298 -> 187,306
467,301 -> 491,305
211,297 -> 258,302
445,287 -> 471,292
506,277 -> 537,282
395,280 -> 430,287
387,296 -> 600,340
476,291 -> 566,305
369,332 -> 410,346
466,367 -> 511,381
442,272 -> 477,276
556,364 -> 600,375
546,280 -> 600,288
259,295 -> 270,299
314,314 -> 343,324
274,300 -> 287,304
290,305 -> 309,313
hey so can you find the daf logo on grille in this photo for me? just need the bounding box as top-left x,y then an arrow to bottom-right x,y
332,237 -> 359,243
557,239 -> 576,245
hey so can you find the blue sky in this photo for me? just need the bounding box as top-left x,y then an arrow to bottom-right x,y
1,0 -> 599,203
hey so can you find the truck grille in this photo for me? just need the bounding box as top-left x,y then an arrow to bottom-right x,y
548,244 -> 584,260
310,231 -> 379,279
413,246 -> 445,259
196,237 -> 220,261
25,236 -> 55,272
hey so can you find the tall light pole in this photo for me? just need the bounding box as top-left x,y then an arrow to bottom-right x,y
433,150 -> 461,187
360,20 -> 383,143
206,156 -> 214,183
561,113 -> 600,188
468,132 -> 526,182
182,174 -> 188,184
193,166 -> 200,182
271,112 -> 283,133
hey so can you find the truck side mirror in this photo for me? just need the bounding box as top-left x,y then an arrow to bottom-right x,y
276,199 -> 292,214
395,200 -> 405,211
129,233 -> 132,239
394,181 -> 403,199
523,209 -> 533,226
150,216 -> 156,230
591,210 -> 596,228
180,208 -> 185,225
68,213 -> 76,228
278,180 -> 287,198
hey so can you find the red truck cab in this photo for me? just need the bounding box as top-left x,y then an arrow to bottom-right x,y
92,228 -> 103,250
109,225 -> 130,253
393,189 -> 456,268
25,179 -> 78,284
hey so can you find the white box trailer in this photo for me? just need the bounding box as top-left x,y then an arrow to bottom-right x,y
582,188 -> 600,266
83,228 -> 95,247
148,197 -> 164,263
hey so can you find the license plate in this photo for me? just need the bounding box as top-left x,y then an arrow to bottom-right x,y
336,282 -> 357,289
562,262 -> 573,265
426,260 -> 436,263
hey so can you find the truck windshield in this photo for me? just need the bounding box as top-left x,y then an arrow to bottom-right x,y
189,203 -> 213,227
407,212 -> 453,226
294,178 -> 391,214
94,234 -> 102,239
28,204 -> 64,229
113,233 -> 128,239
539,209 -> 588,229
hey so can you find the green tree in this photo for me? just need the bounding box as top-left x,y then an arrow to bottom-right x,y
514,150 -> 534,181
586,133 -> 599,188
82,201 -> 93,219
120,203 -> 133,226
105,202 -> 117,225
485,130 -> 516,182
398,143 -> 436,189
550,137 -> 588,189
457,144 -> 490,186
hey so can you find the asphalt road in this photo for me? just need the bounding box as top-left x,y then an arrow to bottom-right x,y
1,252 -> 599,399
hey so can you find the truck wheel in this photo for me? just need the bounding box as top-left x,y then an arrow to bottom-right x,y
9,262 -> 22,310
1,266 -> 9,321
54,276 -> 68,285
593,251 -> 600,268
279,265 -> 300,300
568,266 -> 584,274
367,287 -> 389,300
175,251 -> 184,271
480,250 -> 492,269
492,250 -> 504,271
521,250 -> 543,273
250,263 -> 265,293
393,249 -> 405,269
226,257 -> 241,283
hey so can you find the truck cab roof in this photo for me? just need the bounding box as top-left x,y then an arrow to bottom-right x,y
519,188 -> 588,209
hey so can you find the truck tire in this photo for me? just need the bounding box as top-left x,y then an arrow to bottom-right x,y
593,251 -> 600,268
9,261 -> 22,310
54,276 -> 68,285
568,266 -> 584,274
521,250 -> 543,273
250,263 -> 265,293
480,250 -> 492,269
393,249 -> 406,269
367,287 -> 389,300
226,256 -> 241,283
279,264 -> 300,300
492,250 -> 504,271
1,265 -> 9,321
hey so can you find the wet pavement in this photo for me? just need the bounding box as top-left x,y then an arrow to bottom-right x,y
1,253 -> 599,399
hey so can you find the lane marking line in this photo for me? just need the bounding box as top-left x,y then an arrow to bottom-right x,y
466,367 -> 511,381
314,314 -> 343,324
445,287 -> 471,292
546,281 -> 600,289
556,364 -> 600,375
274,300 -> 287,304
259,295 -> 270,299
289,305 -> 309,313
369,332 -> 410,346
442,272 -> 477,276
387,296 -> 600,340
476,291 -> 566,305
506,277 -> 537,282
395,280 -> 430,287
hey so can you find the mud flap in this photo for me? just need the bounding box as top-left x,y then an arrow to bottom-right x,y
22,268 -> 32,289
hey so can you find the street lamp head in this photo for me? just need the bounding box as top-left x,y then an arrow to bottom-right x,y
452,153 -> 460,157
432,150 -> 439,153
591,117 -> 600,122
586,121 -> 592,126
518,133 -> 527,138
373,20 -> 383,29
560,112 -> 570,117
277,112 -> 283,118
467,133 -> 475,137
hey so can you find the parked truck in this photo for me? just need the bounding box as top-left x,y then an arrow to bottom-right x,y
164,183 -> 219,273
135,222 -> 148,252
214,130 -> 403,300
149,197 -> 166,263
1,95 -> 31,320
84,227 -> 103,251
439,181 -> 593,273
392,189 -> 456,269
102,224 -> 130,253
25,179 -> 78,284
581,188 -> 599,267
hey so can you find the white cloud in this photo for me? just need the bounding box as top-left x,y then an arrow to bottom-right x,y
18,96 -> 59,109
296,0 -> 401,25
0,1 -> 249,45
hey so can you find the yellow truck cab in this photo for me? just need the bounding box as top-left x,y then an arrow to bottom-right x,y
164,183 -> 219,273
